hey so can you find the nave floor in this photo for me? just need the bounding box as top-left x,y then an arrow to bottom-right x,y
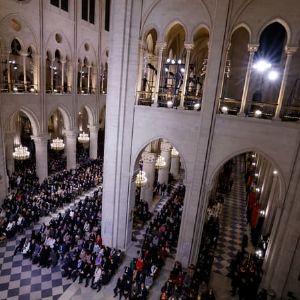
0,188 -> 100,300
210,156 -> 254,300
0,187 -> 174,300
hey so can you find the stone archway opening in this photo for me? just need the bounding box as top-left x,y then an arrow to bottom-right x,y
77,107 -> 90,165
47,109 -> 66,175
129,138 -> 186,261
198,152 -> 282,300
6,111 -> 37,189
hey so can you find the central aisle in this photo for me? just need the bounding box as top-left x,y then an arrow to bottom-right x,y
209,156 -> 253,300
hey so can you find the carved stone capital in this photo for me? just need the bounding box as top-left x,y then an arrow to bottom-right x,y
248,43 -> 259,53
285,46 -> 298,56
184,43 -> 194,51
142,152 -> 156,163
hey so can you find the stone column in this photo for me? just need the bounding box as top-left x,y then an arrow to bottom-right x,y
180,43 -> 194,108
158,141 -> 171,184
220,43 -> 231,99
91,66 -> 97,93
136,40 -> 146,96
154,42 -> 166,105
20,51 -> 28,91
61,59 -> 66,92
50,58 -> 54,91
5,132 -> 15,176
33,54 -> 39,91
87,65 -> 91,93
146,53 -> 154,92
67,61 -> 73,93
7,52 -> 11,92
64,130 -> 77,170
79,63 -> 83,92
238,44 -> 259,115
170,148 -> 180,179
31,135 -> 48,182
88,125 -> 99,159
140,152 -> 156,204
274,46 -> 298,120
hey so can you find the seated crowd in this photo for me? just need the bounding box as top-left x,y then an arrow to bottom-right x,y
113,183 -> 186,299
48,153 -> 67,175
13,188 -> 123,292
0,158 -> 103,239
160,194 -> 222,300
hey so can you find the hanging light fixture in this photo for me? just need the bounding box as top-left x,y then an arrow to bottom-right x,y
155,155 -> 166,169
78,132 -> 90,143
135,170 -> 147,187
50,137 -> 65,151
13,145 -> 30,160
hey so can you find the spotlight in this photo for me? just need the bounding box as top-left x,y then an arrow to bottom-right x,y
30,87 -> 35,93
165,67 -> 169,72
167,100 -> 173,108
253,59 -> 272,73
267,70 -> 279,81
171,59 -> 175,64
256,187 -> 260,192
254,109 -> 262,117
166,58 -> 171,63
252,162 -> 256,166
194,103 -> 200,110
180,68 -> 185,73
221,106 -> 228,114
178,59 -> 182,64
13,86 -> 18,92
53,89 -> 58,93
255,173 -> 259,177
273,170 -> 278,175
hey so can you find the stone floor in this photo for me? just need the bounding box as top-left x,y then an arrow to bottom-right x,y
0,187 -> 175,300
210,156 -> 254,300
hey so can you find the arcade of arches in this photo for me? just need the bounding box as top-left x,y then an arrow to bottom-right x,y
0,1 -> 300,300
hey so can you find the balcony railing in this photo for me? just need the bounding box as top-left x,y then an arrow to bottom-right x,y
136,91 -> 201,111
0,83 -> 38,93
219,98 -> 300,121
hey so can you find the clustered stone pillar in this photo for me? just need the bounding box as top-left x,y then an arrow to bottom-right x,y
180,43 -> 194,108
31,135 -> 48,183
154,42 -> 166,106
140,152 -> 156,204
274,46 -> 298,120
64,130 -> 77,170
239,44 -> 259,115
88,125 -> 99,159
158,141 -> 171,184
170,147 -> 180,179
